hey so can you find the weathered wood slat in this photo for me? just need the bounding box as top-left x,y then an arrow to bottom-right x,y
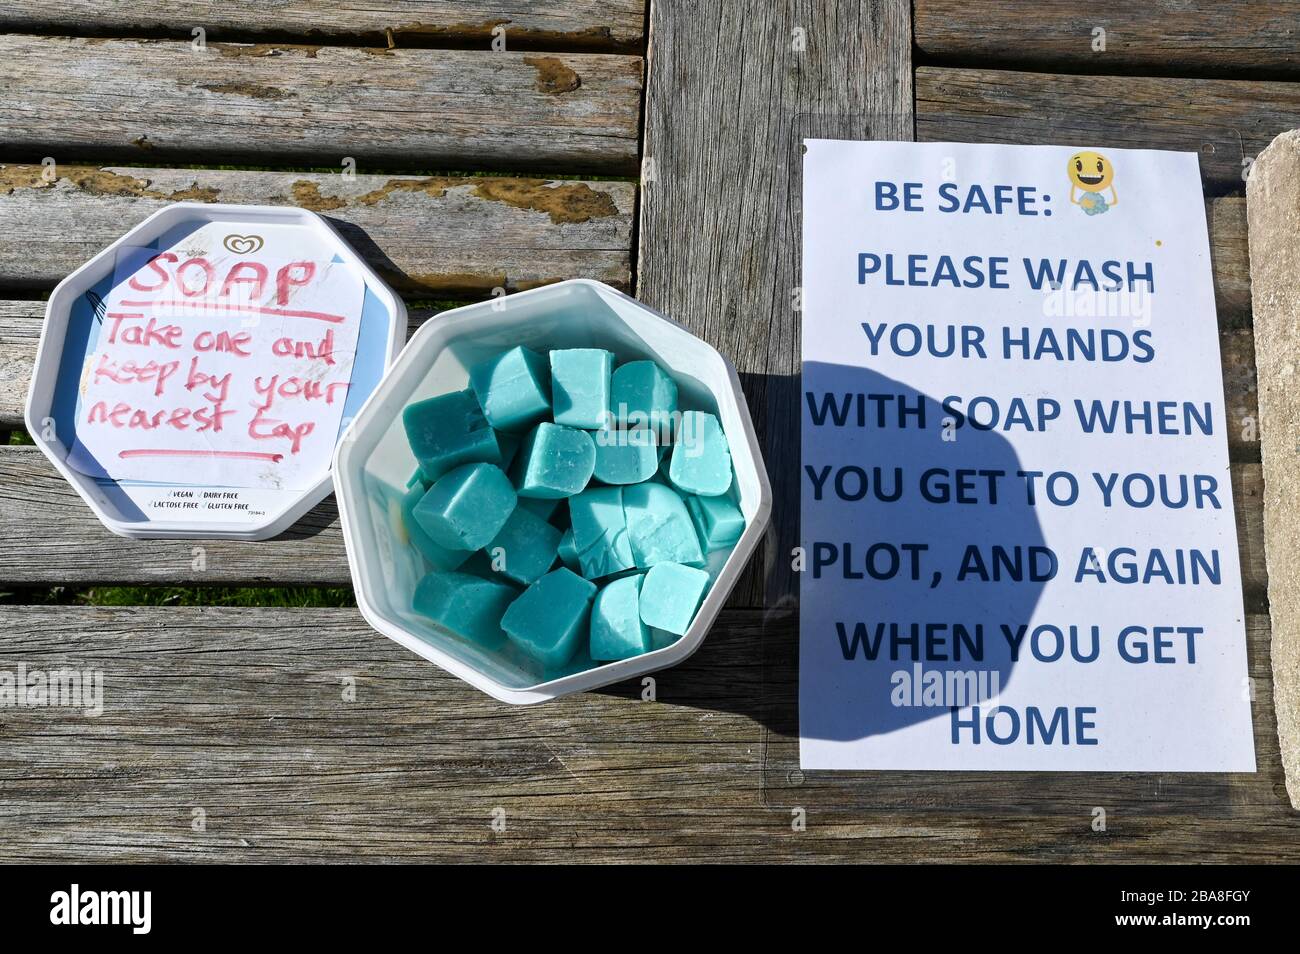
1209,196 -> 1251,325
0,37 -> 642,172
0,165 -> 634,294
916,67 -> 1300,191
915,0 -> 1300,76
0,0 -> 646,51
0,605 -> 1293,862
637,0 -> 915,609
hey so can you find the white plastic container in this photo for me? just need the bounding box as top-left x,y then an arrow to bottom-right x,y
25,203 -> 406,540
333,279 -> 772,703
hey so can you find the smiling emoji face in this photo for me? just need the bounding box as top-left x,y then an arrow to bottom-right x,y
1069,151 -> 1113,192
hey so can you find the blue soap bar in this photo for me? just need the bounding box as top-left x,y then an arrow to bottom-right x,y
512,422 -> 596,498
610,360 -> 678,432
557,527 -> 580,570
623,481 -> 704,568
568,486 -> 636,579
401,485 -> 471,571
686,494 -> 745,552
590,574 -> 650,660
469,345 -> 551,432
485,504 -> 561,585
668,411 -> 733,496
412,570 -> 516,649
501,568 -> 597,668
403,388 -> 501,482
550,348 -> 613,429
413,462 -> 517,550
638,562 -> 710,636
593,424 -> 658,484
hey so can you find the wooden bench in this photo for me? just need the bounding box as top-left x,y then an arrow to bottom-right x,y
0,0 -> 1297,861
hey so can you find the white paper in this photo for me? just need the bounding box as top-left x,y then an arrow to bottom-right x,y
69,221 -> 365,492
799,140 -> 1255,771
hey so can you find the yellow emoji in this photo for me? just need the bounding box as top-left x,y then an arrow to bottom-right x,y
1068,150 -> 1117,215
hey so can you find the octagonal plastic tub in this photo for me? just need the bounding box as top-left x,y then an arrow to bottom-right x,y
25,202 -> 406,540
333,279 -> 772,703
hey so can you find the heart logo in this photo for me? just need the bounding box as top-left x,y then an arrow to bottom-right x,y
223,234 -> 264,254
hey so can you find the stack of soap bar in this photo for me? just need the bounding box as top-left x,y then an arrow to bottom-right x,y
413,463 -> 516,550
669,411 -> 733,496
401,484 -> 471,571
686,494 -> 745,551
593,425 -> 658,484
568,487 -> 635,579
590,574 -> 650,660
610,360 -> 678,431
512,423 -> 596,498
550,349 -> 613,429
403,388 -> 500,482
412,571 -> 517,649
484,505 -> 561,585
501,568 -> 597,667
469,345 -> 551,431
400,348 -> 744,674
623,481 -> 704,568
638,562 -> 710,636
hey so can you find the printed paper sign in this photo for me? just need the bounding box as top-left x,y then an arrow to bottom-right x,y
799,140 -> 1255,771
68,223 -> 365,493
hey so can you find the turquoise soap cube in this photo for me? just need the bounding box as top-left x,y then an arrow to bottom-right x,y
686,494 -> 746,552
401,485 -> 471,571
590,574 -> 650,660
558,527 -> 580,570
412,570 -> 516,649
568,486 -> 636,579
501,568 -> 597,668
610,360 -> 678,431
669,411 -> 733,496
512,422 -> 596,498
593,425 -> 658,484
550,348 -> 613,429
403,388 -> 501,482
485,504 -> 561,585
413,462 -> 517,551
469,346 -> 551,432
638,562 -> 710,636
623,481 -> 704,568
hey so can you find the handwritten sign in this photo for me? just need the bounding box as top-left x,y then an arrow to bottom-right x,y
799,140 -> 1255,771
68,223 -> 365,494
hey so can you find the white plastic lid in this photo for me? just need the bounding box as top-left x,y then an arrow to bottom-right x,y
25,202 -> 406,540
